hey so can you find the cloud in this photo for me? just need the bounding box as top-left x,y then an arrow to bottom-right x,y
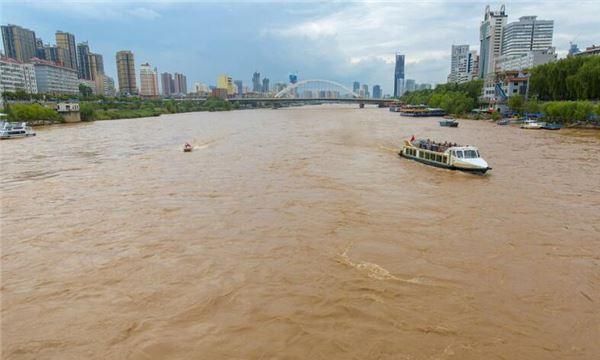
261,1 -> 477,86
17,0 -> 163,21
128,7 -> 160,20
261,0 -> 600,88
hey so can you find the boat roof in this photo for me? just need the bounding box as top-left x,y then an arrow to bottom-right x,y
412,139 -> 479,150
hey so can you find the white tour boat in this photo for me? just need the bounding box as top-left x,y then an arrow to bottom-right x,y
0,118 -> 36,139
520,119 -> 542,129
399,138 -> 491,174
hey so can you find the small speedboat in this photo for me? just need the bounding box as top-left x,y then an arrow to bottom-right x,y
439,119 -> 459,127
541,122 -> 562,130
497,119 -> 510,126
399,138 -> 491,174
520,119 -> 542,129
0,120 -> 36,139
183,143 -> 193,152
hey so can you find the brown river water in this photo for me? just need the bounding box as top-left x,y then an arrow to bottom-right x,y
1,105 -> 599,359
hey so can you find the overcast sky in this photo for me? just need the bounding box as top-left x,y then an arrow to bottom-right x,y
2,0 -> 599,94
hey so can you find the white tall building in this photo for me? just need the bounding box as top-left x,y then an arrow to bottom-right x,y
502,16 -> 554,57
448,45 -> 470,83
0,56 -> 37,95
448,45 -> 480,84
496,48 -> 557,72
139,62 -> 159,97
479,5 -> 508,78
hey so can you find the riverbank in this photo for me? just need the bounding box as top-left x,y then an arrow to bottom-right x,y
80,97 -> 236,121
453,116 -> 600,129
1,97 -> 238,124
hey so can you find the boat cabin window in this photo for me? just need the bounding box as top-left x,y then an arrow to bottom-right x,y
455,150 -> 463,158
464,150 -> 478,158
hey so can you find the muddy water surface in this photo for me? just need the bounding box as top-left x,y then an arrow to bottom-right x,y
1,105 -> 599,359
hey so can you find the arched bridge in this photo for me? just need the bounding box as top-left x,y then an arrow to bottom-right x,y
274,79 -> 359,98
230,79 -> 399,107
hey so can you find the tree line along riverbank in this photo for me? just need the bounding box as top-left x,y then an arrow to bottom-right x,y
400,55 -> 600,125
1,94 -> 237,123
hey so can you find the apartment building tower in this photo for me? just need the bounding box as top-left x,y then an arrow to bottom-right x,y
116,50 -> 137,95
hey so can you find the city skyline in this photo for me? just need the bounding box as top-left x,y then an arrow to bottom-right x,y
3,1 -> 598,92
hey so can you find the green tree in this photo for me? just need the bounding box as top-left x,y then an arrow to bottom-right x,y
8,103 -> 62,122
79,84 -> 93,98
79,103 -> 96,121
508,94 -> 525,114
529,56 -> 600,101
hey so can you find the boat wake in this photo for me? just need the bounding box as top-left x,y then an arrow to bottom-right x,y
379,145 -> 400,153
183,139 -> 217,151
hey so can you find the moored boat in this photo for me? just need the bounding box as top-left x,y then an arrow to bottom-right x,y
439,119 -> 459,127
400,107 -> 446,117
497,119 -> 510,125
541,122 -> 562,130
0,119 -> 36,140
399,138 -> 491,174
520,119 -> 542,129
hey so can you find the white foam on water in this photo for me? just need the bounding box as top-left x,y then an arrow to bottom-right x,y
337,244 -> 425,283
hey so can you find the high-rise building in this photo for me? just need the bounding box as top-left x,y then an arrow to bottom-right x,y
55,31 -> 78,72
405,79 -> 416,92
262,78 -> 269,93
469,50 -> 480,79
1,24 -> 37,62
568,43 -> 581,57
372,85 -> 382,99
31,58 -> 79,94
139,62 -> 159,97
448,46 -> 479,84
217,74 -> 235,95
41,45 -> 70,68
289,73 -> 298,84
353,81 -> 360,94
35,38 -> 45,59
0,56 -> 37,95
393,53 -> 405,97
361,84 -> 369,98
173,73 -> 187,95
161,72 -> 174,96
42,45 -> 60,64
479,5 -> 507,78
95,74 -> 116,97
501,16 -> 553,58
77,42 -> 91,79
88,53 -> 104,81
448,45 -> 471,83
234,80 -> 243,96
252,72 -> 261,92
115,50 -> 137,95
496,48 -> 556,72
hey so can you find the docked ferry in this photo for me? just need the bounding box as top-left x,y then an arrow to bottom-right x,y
0,120 -> 36,139
399,138 -> 491,174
